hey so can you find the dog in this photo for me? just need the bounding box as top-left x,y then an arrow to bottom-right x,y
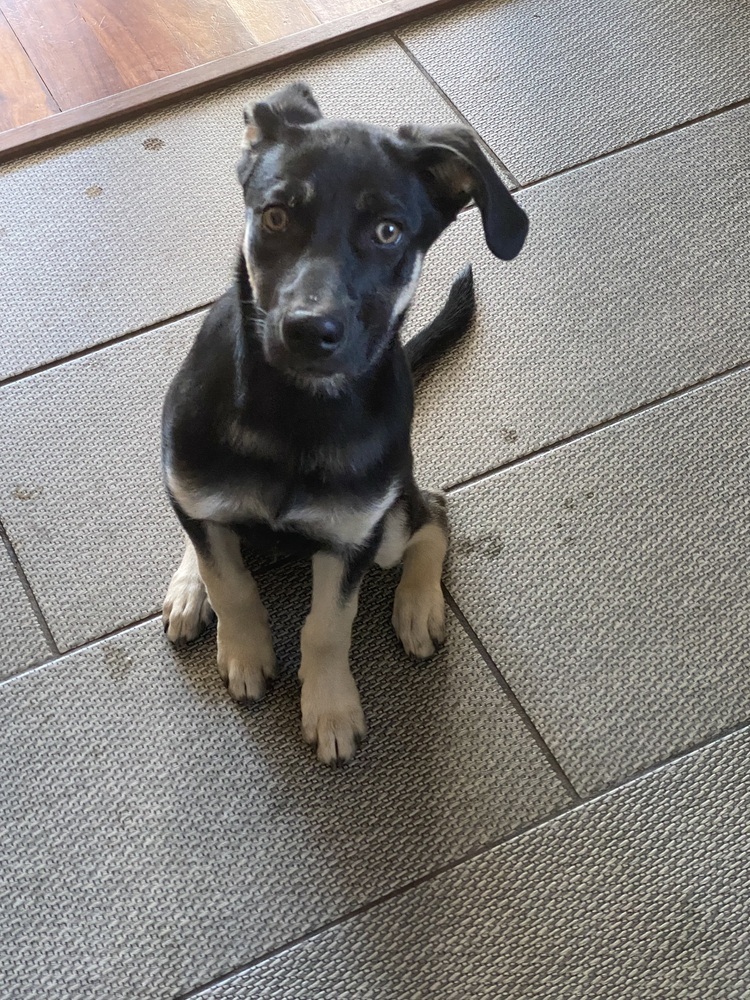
161,82 -> 528,763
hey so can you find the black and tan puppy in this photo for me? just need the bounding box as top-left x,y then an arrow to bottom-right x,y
162,83 -> 527,762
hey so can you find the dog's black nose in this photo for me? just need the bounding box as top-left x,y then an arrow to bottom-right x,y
282,312 -> 344,359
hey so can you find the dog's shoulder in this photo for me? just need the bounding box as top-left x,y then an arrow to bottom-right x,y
162,285 -> 244,472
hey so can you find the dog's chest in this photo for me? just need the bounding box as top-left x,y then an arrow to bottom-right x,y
168,466 -> 395,549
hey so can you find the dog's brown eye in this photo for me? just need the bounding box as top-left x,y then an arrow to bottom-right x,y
374,220 -> 402,245
261,206 -> 289,232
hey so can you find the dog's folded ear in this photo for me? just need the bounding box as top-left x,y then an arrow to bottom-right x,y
238,82 -> 322,187
398,124 -> 528,261
242,82 -> 322,146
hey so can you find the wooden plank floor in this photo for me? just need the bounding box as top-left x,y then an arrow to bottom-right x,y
0,0 -> 387,135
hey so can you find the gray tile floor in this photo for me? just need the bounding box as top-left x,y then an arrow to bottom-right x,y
0,1 -> 748,997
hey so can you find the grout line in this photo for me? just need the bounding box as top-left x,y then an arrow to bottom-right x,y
579,718 -> 750,803
444,586 -> 581,801
0,553 -> 302,688
63,612 -> 163,657
391,32 -> 521,188
513,95 -> 750,192
394,37 -> 750,193
174,718 -> 750,998
0,520 -> 60,657
173,799 -> 576,998
0,301 -> 211,389
443,356 -> 750,495
0,612 -> 162,687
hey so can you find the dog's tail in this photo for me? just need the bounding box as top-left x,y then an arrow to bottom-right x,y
404,265 -> 475,383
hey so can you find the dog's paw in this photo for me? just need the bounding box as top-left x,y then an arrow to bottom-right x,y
163,568 -> 214,644
300,670 -> 366,764
392,582 -> 446,659
217,626 -> 276,703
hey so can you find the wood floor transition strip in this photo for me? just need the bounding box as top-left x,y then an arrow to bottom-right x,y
0,0 -> 466,164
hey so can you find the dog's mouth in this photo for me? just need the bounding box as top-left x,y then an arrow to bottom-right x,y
263,335 -> 353,384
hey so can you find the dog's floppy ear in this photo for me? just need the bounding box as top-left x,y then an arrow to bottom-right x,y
398,124 -> 528,260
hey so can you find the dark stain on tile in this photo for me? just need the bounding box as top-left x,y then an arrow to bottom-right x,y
562,490 -> 596,513
455,533 -> 506,560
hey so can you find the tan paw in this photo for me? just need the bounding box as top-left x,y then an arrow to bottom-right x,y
300,670 -> 366,764
217,626 -> 276,703
163,569 -> 214,644
392,582 -> 446,659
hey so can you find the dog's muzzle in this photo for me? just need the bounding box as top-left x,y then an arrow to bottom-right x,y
269,310 -> 346,374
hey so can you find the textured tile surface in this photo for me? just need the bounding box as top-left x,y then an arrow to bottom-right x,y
0,567 -> 568,1000
0,315 -> 201,650
0,541 -> 51,677
399,0 -> 750,182
445,369 -> 750,793
198,728 -> 750,999
405,105 -> 750,489
0,35 -> 463,381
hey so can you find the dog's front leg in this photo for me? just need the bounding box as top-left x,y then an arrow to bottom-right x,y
391,491 -> 449,659
299,551 -> 367,764
163,536 -> 215,643
190,522 -> 276,702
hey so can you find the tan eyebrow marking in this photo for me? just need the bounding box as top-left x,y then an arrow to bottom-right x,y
267,180 -> 315,207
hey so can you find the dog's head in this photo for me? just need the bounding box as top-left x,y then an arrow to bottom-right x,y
237,82 -> 528,386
